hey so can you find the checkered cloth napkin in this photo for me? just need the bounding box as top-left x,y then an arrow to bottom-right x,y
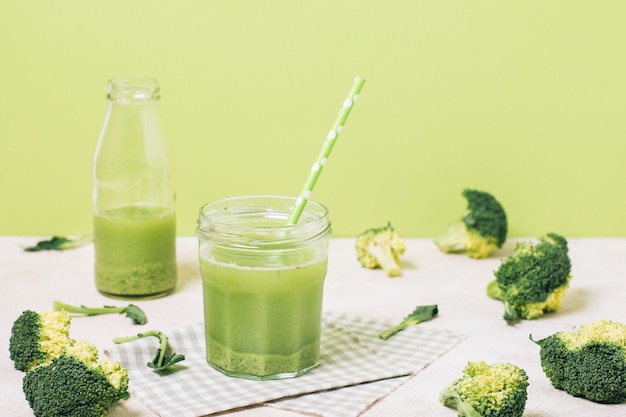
269,312 -> 466,417
105,312 -> 465,417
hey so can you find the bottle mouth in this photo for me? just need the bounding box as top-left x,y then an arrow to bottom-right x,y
107,77 -> 160,101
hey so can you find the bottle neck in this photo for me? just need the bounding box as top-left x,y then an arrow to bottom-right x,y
107,77 -> 160,102
94,77 -> 174,214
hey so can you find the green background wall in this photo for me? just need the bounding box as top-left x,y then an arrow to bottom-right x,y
2,1 -> 626,237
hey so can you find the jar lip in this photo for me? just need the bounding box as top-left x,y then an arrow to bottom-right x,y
198,195 -> 328,226
197,195 -> 330,244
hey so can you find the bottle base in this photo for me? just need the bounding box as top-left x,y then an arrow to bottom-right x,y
97,288 -> 175,301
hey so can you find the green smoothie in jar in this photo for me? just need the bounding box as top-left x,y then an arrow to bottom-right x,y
197,196 -> 330,380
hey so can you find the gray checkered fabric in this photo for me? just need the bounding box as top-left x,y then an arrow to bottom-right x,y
269,312 -> 466,417
106,312 -> 464,417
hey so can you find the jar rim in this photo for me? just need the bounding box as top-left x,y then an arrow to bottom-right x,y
197,195 -> 330,246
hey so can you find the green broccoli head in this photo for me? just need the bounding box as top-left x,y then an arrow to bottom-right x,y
22,340 -> 130,417
488,233 -> 572,324
435,189 -> 507,259
532,320 -> 626,404
9,310 -> 72,371
440,361 -> 529,417
356,222 -> 406,277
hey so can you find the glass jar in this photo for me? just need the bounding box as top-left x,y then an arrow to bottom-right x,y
93,78 -> 177,299
197,195 -> 331,380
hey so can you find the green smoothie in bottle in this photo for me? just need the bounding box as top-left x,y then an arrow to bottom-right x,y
93,78 -> 177,299
94,204 -> 176,298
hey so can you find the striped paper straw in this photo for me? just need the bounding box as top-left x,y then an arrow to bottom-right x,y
287,76 -> 366,225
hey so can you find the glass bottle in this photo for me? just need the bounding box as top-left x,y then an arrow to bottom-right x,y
93,78 -> 177,299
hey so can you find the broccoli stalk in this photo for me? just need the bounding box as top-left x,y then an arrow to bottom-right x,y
22,340 -> 129,417
24,235 -> 93,252
485,280 -> 503,301
356,222 -> 406,277
487,233 -> 572,324
113,330 -> 185,371
379,305 -> 438,340
439,361 -> 529,417
531,320 -> 626,404
435,189 -> 507,259
53,300 -> 147,325
367,242 -> 402,277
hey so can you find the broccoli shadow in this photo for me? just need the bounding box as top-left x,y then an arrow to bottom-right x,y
401,259 -> 418,270
152,363 -> 189,376
558,287 -> 591,313
112,406 -> 142,417
491,240 -> 518,258
111,403 -> 143,417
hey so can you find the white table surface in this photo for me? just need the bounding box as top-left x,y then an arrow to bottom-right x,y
2,236 -> 625,417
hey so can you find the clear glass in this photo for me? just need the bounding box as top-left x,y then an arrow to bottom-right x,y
197,195 -> 331,380
93,78 -> 177,299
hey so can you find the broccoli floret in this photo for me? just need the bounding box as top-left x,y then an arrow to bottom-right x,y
531,320 -> 626,404
379,305 -> 438,340
9,310 -> 73,371
22,340 -> 130,417
439,361 -> 529,417
113,330 -> 185,371
356,222 -> 406,277
11,307 -> 132,416
487,233 -> 572,324
53,300 -> 147,325
435,189 -> 507,259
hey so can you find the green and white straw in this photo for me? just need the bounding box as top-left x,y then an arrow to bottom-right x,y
287,76 -> 366,225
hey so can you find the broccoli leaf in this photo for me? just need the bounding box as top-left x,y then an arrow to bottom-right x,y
379,304 -> 438,340
24,235 -> 93,252
53,300 -> 147,325
147,350 -> 186,371
122,305 -> 148,325
113,330 -> 185,371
